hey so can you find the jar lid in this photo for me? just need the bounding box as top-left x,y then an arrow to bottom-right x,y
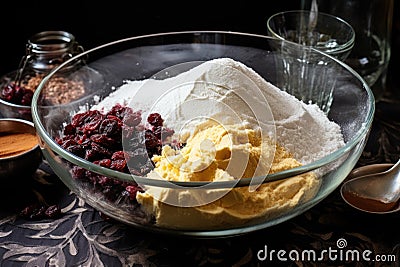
24,30 -> 84,72
28,31 -> 77,55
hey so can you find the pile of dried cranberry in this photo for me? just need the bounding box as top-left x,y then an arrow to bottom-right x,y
1,82 -> 34,105
19,203 -> 61,220
56,103 -> 174,203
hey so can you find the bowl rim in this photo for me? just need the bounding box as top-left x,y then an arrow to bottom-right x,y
31,30 -> 375,188
0,97 -> 32,109
0,117 -> 40,160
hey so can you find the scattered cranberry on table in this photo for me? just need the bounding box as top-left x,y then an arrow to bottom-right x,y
19,203 -> 62,220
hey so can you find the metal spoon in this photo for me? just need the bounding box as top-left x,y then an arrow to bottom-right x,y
340,159 -> 400,214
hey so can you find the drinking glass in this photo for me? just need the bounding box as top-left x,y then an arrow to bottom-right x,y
267,10 -> 355,113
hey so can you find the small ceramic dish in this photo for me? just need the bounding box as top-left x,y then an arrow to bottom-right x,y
0,118 -> 42,182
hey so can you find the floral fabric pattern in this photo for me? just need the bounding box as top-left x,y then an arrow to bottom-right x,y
0,100 -> 399,267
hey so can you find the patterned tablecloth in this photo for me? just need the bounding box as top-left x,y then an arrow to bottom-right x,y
0,96 -> 398,267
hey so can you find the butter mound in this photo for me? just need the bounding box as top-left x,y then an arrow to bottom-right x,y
149,120 -> 272,182
136,121 -> 320,230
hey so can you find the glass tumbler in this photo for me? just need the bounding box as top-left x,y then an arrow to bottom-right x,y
267,10 -> 355,113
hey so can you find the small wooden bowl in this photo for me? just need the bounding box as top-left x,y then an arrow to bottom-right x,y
0,118 -> 42,182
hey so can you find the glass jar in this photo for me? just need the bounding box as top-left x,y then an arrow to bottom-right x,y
15,30 -> 85,84
0,31 -> 86,120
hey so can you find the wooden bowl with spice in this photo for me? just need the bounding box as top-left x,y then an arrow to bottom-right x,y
0,118 -> 42,181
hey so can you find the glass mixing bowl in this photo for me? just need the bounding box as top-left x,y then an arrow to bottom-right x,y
31,31 -> 374,237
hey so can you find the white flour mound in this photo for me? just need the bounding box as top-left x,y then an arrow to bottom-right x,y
92,58 -> 345,164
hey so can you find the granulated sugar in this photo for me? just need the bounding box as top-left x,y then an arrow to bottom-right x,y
92,58 -> 345,164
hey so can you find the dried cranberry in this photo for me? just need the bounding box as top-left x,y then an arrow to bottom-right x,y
81,115 -> 104,135
20,203 -> 62,220
1,84 -> 15,101
63,124 -> 76,135
110,159 -> 127,172
123,110 -> 142,127
67,145 -> 85,158
72,166 -> 86,180
111,151 -> 127,160
13,85 -> 25,103
60,139 -> 77,148
58,104 -> 173,206
90,133 -> 118,148
85,142 -> 112,161
97,175 -> 112,185
125,185 -> 139,200
147,113 -> 164,127
76,134 -> 89,145
72,110 -> 102,129
1,83 -> 34,105
21,88 -> 33,105
19,203 -> 40,219
102,185 -> 120,201
71,112 -> 88,128
95,158 -> 112,168
45,205 -> 61,219
107,103 -> 129,119
129,168 -> 142,176
145,130 -> 160,149
99,118 -> 122,137
30,206 -> 47,220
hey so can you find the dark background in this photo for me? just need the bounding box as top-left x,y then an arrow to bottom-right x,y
1,1 -> 399,94
0,1 -> 305,74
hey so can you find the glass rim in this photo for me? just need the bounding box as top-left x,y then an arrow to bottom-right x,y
31,30 -> 374,189
266,10 -> 356,53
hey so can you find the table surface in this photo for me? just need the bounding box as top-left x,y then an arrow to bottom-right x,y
1,47 -> 400,267
0,90 -> 399,267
